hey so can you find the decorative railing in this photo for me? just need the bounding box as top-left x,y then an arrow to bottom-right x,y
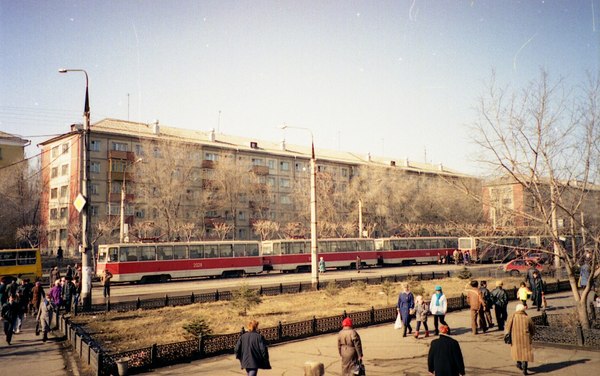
60,278 -> 575,375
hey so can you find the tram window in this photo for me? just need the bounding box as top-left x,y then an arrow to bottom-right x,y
157,246 -> 173,260
398,240 -> 408,250
247,243 -> 259,256
359,241 -> 374,251
0,252 -> 16,266
189,245 -> 203,259
205,245 -> 218,258
273,243 -> 281,256
318,241 -> 329,253
140,246 -> 156,261
98,249 -> 108,262
406,240 -> 417,249
173,246 -> 187,260
219,244 -> 233,258
289,242 -> 305,254
109,248 -> 119,262
330,242 -> 339,252
391,240 -> 401,250
17,251 -> 37,265
233,244 -> 246,256
120,247 -> 139,261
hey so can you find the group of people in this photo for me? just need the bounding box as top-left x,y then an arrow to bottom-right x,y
396,283 -> 451,338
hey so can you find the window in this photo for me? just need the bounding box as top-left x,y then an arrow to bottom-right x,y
60,207 -> 67,218
90,162 -> 100,173
280,195 -> 291,204
189,245 -> 204,259
89,184 -> 99,195
157,246 -> 173,260
51,167 -> 58,178
268,160 -> 275,170
280,161 -> 289,171
134,144 -> 144,156
62,143 -> 69,154
90,205 -> 98,217
112,142 -> 128,151
50,188 -> 58,199
90,140 -> 101,152
280,178 -> 290,188
205,152 -> 217,161
135,209 -> 145,218
111,161 -> 126,172
51,146 -> 59,158
60,185 -> 68,198
50,208 -> 58,219
140,246 -> 156,261
61,164 -> 69,176
238,211 -> 246,220
341,168 -> 348,177
59,229 -> 68,240
111,182 -> 122,194
267,177 -> 275,187
252,158 -> 264,166
153,147 -> 162,158
48,231 -> 57,242
295,162 -> 303,172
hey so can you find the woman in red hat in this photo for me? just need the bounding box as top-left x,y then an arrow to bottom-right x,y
337,317 -> 364,376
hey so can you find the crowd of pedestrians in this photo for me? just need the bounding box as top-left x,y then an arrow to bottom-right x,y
0,263 -> 82,345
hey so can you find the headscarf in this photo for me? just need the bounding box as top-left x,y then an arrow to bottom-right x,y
342,317 -> 353,327
434,285 -> 443,306
515,303 -> 525,312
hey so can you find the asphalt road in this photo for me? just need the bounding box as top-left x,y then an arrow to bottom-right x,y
90,263 -> 503,304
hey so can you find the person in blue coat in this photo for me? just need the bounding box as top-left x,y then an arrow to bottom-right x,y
235,320 -> 271,376
397,283 -> 415,337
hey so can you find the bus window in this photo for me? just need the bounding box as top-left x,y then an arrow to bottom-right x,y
0,251 -> 16,266
173,245 -> 187,260
247,243 -> 259,256
219,244 -> 233,258
109,248 -> 119,262
205,245 -> 218,258
157,246 -> 173,260
233,244 -> 246,256
17,251 -> 37,265
140,246 -> 156,261
189,245 -> 203,259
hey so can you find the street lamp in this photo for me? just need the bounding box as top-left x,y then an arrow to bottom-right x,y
280,125 -> 319,289
59,68 -> 92,309
120,158 -> 143,242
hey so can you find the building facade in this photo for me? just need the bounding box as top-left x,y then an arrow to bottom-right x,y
39,119 -> 471,253
0,131 -> 29,168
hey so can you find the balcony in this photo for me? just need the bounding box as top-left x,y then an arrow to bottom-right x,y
108,150 -> 135,161
109,171 -> 134,181
251,165 -> 269,176
201,160 -> 215,169
109,193 -> 135,202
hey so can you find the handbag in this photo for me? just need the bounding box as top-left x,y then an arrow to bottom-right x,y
394,313 -> 403,329
353,359 -> 366,375
503,332 -> 512,344
35,321 -> 40,336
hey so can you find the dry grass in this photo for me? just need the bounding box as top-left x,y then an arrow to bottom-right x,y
74,276 -> 529,352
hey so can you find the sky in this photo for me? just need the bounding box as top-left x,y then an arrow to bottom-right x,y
1,0 -> 598,175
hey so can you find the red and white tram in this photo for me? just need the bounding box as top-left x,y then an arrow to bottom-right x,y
376,237 -> 458,265
255,238 -> 378,273
96,241 -> 262,282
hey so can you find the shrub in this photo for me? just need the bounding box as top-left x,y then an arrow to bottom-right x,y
381,279 -> 396,306
183,316 -> 213,339
406,276 -> 425,297
457,267 -> 472,280
352,280 -> 367,293
325,280 -> 340,297
231,281 -> 262,316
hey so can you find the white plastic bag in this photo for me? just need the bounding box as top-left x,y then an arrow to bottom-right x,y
394,313 -> 403,329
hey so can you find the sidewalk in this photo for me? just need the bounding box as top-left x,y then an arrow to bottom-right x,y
0,313 -> 79,376
146,291 -> 599,375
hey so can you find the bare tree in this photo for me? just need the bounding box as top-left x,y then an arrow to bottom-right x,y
213,222 -> 233,240
252,220 -> 279,241
473,70 -> 600,329
90,217 -> 120,246
15,224 -> 46,248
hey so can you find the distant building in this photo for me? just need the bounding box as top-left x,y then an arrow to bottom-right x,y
38,118 -> 472,253
0,131 -> 29,168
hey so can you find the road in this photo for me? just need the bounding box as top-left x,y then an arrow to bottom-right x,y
91,262 -> 502,304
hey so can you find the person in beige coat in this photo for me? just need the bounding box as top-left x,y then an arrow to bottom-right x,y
505,303 -> 535,375
337,317 -> 363,376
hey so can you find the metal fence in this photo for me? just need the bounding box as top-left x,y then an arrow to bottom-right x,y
60,278 -> 576,375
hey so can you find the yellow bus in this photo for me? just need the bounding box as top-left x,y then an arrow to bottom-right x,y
0,248 -> 42,282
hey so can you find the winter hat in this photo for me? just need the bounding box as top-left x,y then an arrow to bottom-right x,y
434,285 -> 442,291
342,317 -> 353,327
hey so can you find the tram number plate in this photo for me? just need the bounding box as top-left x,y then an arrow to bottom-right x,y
193,263 -> 203,268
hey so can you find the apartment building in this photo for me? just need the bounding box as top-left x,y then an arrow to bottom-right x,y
0,131 -> 29,168
39,118 -> 470,253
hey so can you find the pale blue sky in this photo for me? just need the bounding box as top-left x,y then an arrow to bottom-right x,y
1,0 -> 598,174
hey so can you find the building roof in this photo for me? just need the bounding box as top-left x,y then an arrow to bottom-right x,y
43,118 -> 473,178
0,131 -> 30,146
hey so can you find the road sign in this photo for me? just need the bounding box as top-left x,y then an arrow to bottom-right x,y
73,193 -> 87,213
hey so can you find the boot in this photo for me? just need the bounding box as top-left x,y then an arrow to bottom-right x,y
402,326 -> 407,338
425,331 -> 430,338
522,361 -> 529,375
414,331 -> 420,339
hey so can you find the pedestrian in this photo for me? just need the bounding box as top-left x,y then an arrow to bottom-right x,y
15,290 -> 28,333
73,276 -> 82,309
453,249 -> 460,265
356,256 -> 362,273
505,303 -> 536,375
0,278 -> 7,305
49,280 -> 62,329
319,257 -> 326,273
466,280 -> 487,334
491,280 -> 509,331
530,271 -> 544,311
337,317 -> 363,376
31,281 -> 45,314
50,266 -> 60,288
427,324 -> 465,376
430,285 -> 449,335
517,282 -> 532,309
1,294 -> 19,345
414,295 -> 430,338
56,246 -> 64,268
397,283 -> 415,337
234,319 -> 271,376
464,250 -> 470,265
65,264 -> 73,280
36,292 -> 53,342
62,278 -> 76,313
479,280 -> 495,328
579,262 -> 591,289
101,269 -> 113,299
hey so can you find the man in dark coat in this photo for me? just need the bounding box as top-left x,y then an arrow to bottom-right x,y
1,295 -> 19,345
234,320 -> 271,376
428,324 -> 465,376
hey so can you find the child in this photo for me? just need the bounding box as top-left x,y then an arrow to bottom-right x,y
517,281 -> 532,309
414,295 -> 430,338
